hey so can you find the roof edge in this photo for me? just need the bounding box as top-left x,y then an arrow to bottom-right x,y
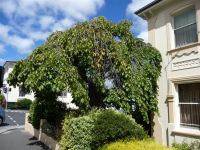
3,61 -> 17,67
135,0 -> 163,15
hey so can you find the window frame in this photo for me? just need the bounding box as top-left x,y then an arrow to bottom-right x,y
172,7 -> 198,48
176,83 -> 200,130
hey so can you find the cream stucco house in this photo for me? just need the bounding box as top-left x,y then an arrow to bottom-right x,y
136,0 -> 200,146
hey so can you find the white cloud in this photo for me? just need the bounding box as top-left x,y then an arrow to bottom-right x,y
137,31 -> 148,43
0,0 -> 105,54
0,44 -> 5,54
39,16 -> 55,30
0,58 -> 5,65
127,0 -> 154,42
0,0 -> 17,18
10,36 -> 34,54
0,23 -> 35,54
127,0 -> 154,13
29,31 -> 51,41
0,24 -> 11,39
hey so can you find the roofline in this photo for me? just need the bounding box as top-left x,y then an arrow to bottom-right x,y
135,0 -> 164,15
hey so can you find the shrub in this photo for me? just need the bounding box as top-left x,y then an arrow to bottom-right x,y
100,139 -> 174,150
7,102 -> 17,109
172,140 -> 200,150
29,99 -> 67,130
60,115 -> 94,150
16,98 -> 32,110
59,109 -> 147,150
91,110 -> 147,148
28,99 -> 43,129
43,100 -> 67,127
0,95 -> 4,104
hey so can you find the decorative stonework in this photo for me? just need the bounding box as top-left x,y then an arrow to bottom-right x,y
168,43 -> 200,58
172,58 -> 200,71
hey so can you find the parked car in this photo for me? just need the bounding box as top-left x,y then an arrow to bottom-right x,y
0,106 -> 5,125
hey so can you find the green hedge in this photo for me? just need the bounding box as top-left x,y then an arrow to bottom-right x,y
100,139 -> 174,150
29,99 -> 67,130
59,109 -> 147,150
7,102 -> 17,109
172,141 -> 200,150
28,99 -> 43,129
0,95 -> 4,104
16,98 -> 32,110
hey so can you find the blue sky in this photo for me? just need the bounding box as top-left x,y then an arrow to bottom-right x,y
0,0 -> 154,65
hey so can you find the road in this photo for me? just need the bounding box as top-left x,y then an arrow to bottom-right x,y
0,110 -> 50,150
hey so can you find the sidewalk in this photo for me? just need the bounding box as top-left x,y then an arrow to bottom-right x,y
0,128 -> 50,150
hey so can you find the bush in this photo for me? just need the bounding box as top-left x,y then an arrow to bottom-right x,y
100,139 -> 174,150
7,102 -> 17,109
172,140 -> 200,150
28,99 -> 43,129
60,115 -> 94,150
29,99 -> 67,130
59,109 -> 147,150
0,95 -> 4,104
43,100 -> 67,127
91,110 -> 147,148
16,98 -> 32,110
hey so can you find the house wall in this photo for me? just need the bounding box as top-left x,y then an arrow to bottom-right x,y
2,63 -> 35,102
147,0 -> 200,146
57,93 -> 77,109
2,62 -> 77,109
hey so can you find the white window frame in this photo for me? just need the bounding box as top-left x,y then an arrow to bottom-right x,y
174,83 -> 200,132
171,6 -> 198,49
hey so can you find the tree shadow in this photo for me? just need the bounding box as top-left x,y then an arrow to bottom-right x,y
0,123 -> 9,127
27,136 -> 51,150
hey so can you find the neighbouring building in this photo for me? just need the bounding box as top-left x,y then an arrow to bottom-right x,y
136,0 -> 200,146
1,61 -> 35,103
1,61 -> 76,108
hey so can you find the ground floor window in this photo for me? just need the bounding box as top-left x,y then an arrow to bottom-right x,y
178,83 -> 200,128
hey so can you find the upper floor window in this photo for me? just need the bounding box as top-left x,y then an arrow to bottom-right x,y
174,8 -> 198,47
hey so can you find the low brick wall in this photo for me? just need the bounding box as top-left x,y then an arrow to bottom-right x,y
25,113 -> 60,150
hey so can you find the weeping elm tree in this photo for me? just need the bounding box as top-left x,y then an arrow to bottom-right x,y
8,17 -> 161,125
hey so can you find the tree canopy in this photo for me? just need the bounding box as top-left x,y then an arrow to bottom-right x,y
8,17 -> 161,123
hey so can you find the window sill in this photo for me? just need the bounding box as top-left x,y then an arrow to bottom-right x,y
167,42 -> 200,58
168,42 -> 200,53
172,128 -> 200,137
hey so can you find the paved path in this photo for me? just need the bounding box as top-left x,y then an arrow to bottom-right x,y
0,128 -> 50,150
0,109 -> 50,150
0,109 -> 27,133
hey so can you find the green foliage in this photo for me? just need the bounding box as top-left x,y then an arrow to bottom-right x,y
8,17 -> 162,124
59,109 -> 147,150
60,115 -> 94,150
44,100 -> 67,127
91,109 -> 147,148
29,98 -> 67,129
172,140 -> 200,150
7,102 -> 17,109
100,139 -> 174,150
0,95 -> 4,104
28,99 -> 43,129
16,98 -> 32,110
